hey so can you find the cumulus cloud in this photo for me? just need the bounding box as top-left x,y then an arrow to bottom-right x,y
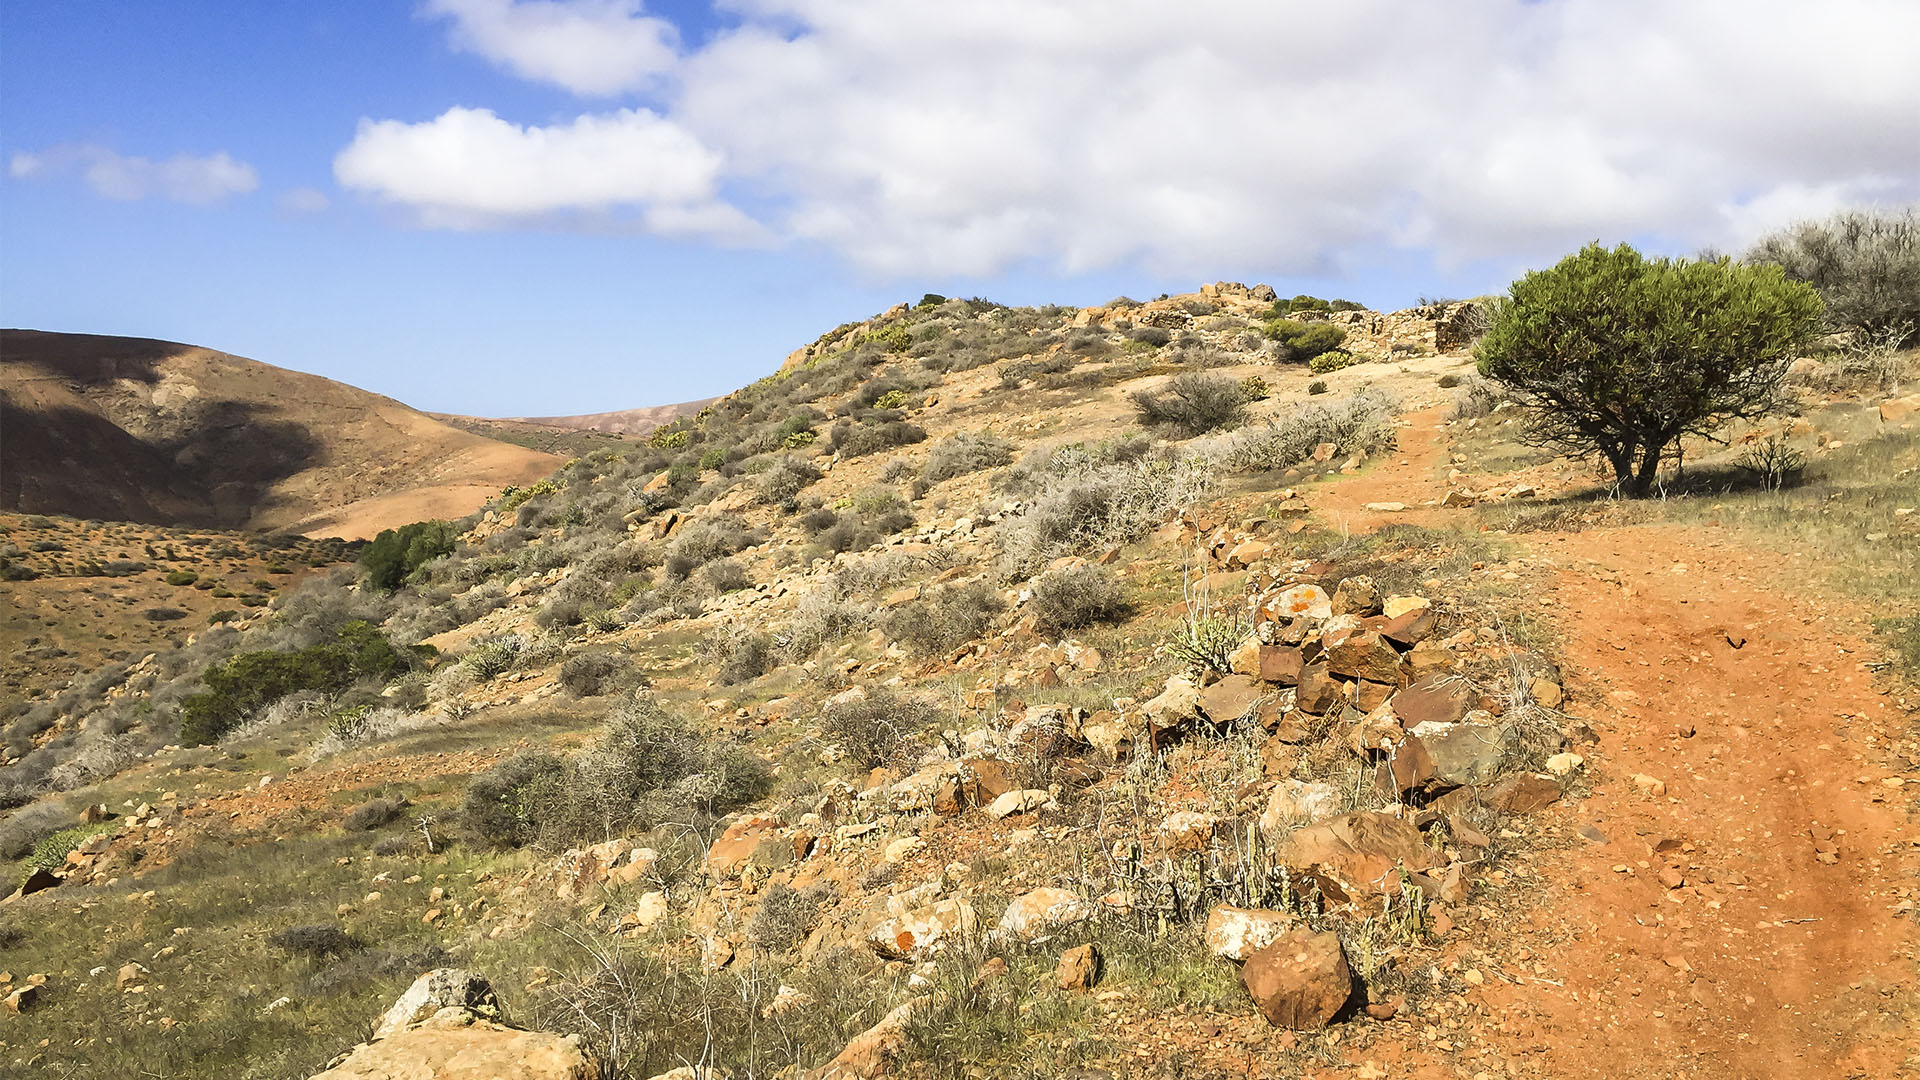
9,144 -> 258,205
352,0 -> 1920,276
333,105 -> 759,238
424,0 -> 677,95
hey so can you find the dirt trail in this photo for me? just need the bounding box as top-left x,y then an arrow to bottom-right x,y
1324,408 -> 1920,1078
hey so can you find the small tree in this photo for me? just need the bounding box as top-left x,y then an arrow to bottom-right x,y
1476,243 -> 1821,496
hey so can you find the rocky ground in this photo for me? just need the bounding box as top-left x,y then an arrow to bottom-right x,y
1,289 -> 1915,1079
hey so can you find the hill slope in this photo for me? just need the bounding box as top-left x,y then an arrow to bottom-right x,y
0,330 -> 560,538
501,397 -> 719,435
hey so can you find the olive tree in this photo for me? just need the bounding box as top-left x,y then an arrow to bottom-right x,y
1476,243 -> 1822,496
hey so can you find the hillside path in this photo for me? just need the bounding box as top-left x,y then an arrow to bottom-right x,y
1315,408 -> 1920,1079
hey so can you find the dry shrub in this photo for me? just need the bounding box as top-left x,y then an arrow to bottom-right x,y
1030,564 -> 1130,634
881,582 -> 1005,656
821,687 -> 943,769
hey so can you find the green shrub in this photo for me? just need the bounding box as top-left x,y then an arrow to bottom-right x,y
698,448 -> 727,471
462,636 -> 522,678
757,455 -> 821,505
1130,371 -> 1248,435
1287,294 -> 1332,313
360,520 -> 458,592
864,325 -> 914,352
1264,319 -> 1348,362
179,621 -> 421,745
24,822 -> 115,874
1476,243 -> 1822,496
1308,350 -> 1355,374
559,651 -> 636,698
1307,380 -> 1329,395
830,419 -> 926,457
164,570 -> 199,586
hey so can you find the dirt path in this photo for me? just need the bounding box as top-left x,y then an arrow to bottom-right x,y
1319,408 -> 1920,1078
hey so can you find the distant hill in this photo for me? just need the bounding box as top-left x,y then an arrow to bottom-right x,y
0,329 -> 560,538
505,398 -> 718,435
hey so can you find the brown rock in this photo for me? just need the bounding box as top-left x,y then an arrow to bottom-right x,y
1274,811 -> 1436,895
1485,773 -> 1562,814
1330,575 -> 1382,617
1256,645 -> 1304,686
1056,943 -> 1102,991
956,758 -> 1024,807
1295,662 -> 1345,715
1392,674 -> 1475,728
1240,929 -> 1354,1029
1198,675 -> 1264,725
1323,631 -> 1402,684
1380,606 -> 1437,647
13,867 -> 61,899
1528,676 -> 1564,709
1353,679 -> 1396,711
4,985 -> 38,1013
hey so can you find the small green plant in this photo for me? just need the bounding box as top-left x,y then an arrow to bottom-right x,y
872,388 -> 913,410
1307,379 -> 1329,395
24,822 -> 116,875
1308,350 -> 1355,374
1239,375 -> 1269,401
163,569 -> 199,586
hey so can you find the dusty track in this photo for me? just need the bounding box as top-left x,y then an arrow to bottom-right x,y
1316,410 -> 1920,1078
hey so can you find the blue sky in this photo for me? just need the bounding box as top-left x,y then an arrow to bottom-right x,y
4,1 -> 1915,416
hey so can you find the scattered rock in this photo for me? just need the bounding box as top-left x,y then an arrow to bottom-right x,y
985,789 -> 1054,819
311,1011 -> 596,1080
1241,929 -> 1353,1029
1056,943 -> 1102,991
1271,584 -> 1333,620
1544,752 -> 1584,776
1198,675 -> 1264,725
996,887 -> 1092,943
868,898 -> 977,959
1258,780 -> 1341,833
117,962 -> 149,990
1484,773 -> 1562,814
1529,676 -> 1564,709
810,995 -> 927,1079
1205,906 -> 1298,961
4,985 -> 39,1014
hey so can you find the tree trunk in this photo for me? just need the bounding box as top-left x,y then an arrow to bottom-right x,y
1626,441 -> 1665,497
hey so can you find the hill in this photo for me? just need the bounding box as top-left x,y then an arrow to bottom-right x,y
0,330 -> 561,539
0,288 -> 1915,1079
502,397 -> 719,435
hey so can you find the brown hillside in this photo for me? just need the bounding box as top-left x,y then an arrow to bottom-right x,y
503,397 -> 717,434
0,330 -> 560,539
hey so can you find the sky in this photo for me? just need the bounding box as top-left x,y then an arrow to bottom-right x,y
3,1 -> 1916,417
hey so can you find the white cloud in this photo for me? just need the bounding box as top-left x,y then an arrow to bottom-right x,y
10,144 -> 258,205
423,0 -> 677,95
356,0 -> 1920,277
277,186 -> 332,213
333,105 -> 758,239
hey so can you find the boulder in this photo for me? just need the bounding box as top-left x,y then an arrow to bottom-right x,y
1273,812 -> 1436,896
373,969 -> 500,1040
706,815 -> 780,877
311,1012 -> 597,1080
1241,930 -> 1353,1029
1204,906 -> 1298,961
1056,943 -> 1102,991
996,887 -> 1092,943
4,985 -> 39,1014
1373,734 -> 1437,796
1158,810 -> 1223,852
